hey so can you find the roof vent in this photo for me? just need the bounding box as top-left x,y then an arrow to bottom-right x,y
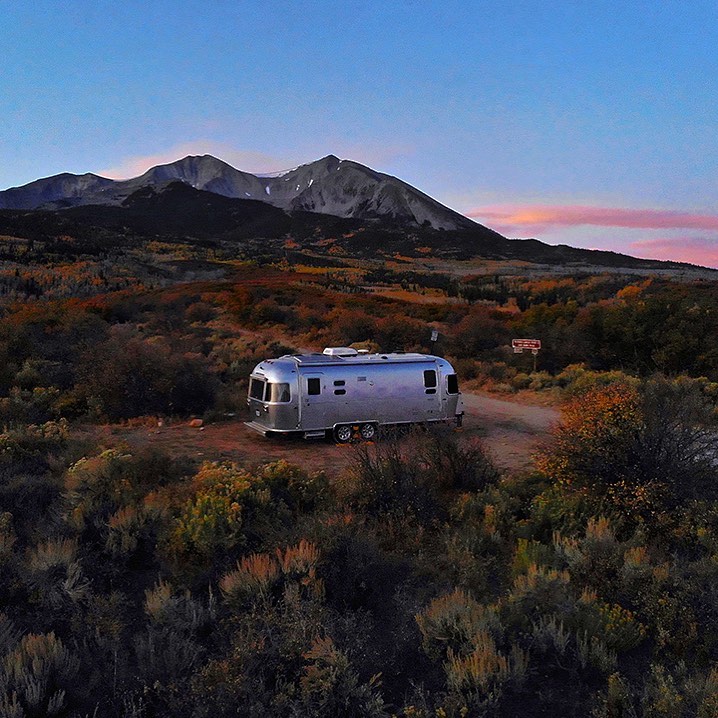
323,347 -> 359,357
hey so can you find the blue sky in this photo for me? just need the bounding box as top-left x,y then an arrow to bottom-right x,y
3,1 -> 718,265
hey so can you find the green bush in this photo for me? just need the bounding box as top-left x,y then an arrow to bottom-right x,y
0,420 -> 67,477
0,387 -> 61,426
165,461 -> 329,578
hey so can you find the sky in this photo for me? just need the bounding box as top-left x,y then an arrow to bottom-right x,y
2,1 -> 718,266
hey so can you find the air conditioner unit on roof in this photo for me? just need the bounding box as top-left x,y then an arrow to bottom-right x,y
322,347 -> 359,357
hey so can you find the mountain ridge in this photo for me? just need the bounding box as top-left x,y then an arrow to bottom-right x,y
2,155 -> 712,272
0,180 -> 708,274
0,154 -> 477,231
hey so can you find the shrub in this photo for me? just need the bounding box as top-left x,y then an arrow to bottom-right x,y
511,538 -> 556,577
165,461 -> 325,576
321,528 -> 411,613
536,382 -> 642,491
510,372 -> 532,391
134,626 -> 205,687
576,633 -> 617,674
529,483 -> 596,539
277,539 -> 320,582
504,564 -> 571,627
530,614 -> 571,656
25,538 -> 90,611
106,503 -> 164,560
133,579 -> 213,687
374,316 -> 425,352
351,437 -> 439,521
296,636 -> 388,718
444,634 -> 528,710
416,589 -> 502,658
594,664 -> 718,718
571,588 -> 647,655
418,430 -> 500,493
220,540 -> 323,611
168,490 -> 245,568
536,378 -> 718,525
65,447 -> 184,535
640,664 -> 683,718
553,517 -> 624,594
0,632 -> 80,718
76,329 -> 217,420
450,310 -> 508,358
0,420 -> 67,476
556,364 -> 639,398
0,514 -> 15,569
255,460 -> 331,514
0,474 -> 62,540
220,552 -> 280,609
598,672 -> 635,718
328,308 -> 377,345
143,579 -> 214,634
0,387 -> 61,426
0,613 -> 20,657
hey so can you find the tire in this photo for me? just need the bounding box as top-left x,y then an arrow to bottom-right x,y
334,424 -> 353,443
359,423 -> 376,441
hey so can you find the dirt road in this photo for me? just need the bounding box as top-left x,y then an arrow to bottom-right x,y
86,392 -> 561,477
460,393 -> 560,473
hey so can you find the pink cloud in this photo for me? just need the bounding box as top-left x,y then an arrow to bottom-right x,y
629,237 -> 718,269
467,204 -> 718,237
97,141 -> 297,179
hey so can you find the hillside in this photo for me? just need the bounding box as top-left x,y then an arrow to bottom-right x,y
0,181 -> 704,273
1,238 -> 718,717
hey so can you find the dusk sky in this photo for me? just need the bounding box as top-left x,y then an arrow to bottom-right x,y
3,1 -> 718,266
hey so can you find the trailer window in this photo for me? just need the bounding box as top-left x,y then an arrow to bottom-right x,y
447,374 -> 459,394
424,369 -> 437,394
266,382 -> 291,403
249,378 -> 265,400
307,378 -> 321,395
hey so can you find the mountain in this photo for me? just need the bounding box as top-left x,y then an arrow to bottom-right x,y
0,172 -> 115,210
0,181 -> 704,273
2,155 -> 712,272
0,154 -> 477,231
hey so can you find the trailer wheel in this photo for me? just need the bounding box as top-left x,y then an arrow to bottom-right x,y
334,425 -> 353,443
359,423 -> 377,441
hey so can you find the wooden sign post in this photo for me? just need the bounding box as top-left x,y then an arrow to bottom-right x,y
511,338 -> 541,373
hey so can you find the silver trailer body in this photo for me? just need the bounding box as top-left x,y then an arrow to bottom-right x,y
245,348 -> 464,440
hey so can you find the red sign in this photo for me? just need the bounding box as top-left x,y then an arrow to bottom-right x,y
512,339 -> 541,350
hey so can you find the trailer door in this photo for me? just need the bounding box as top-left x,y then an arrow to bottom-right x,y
422,367 -> 441,419
300,373 -> 327,430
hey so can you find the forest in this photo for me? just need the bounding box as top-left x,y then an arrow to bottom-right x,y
0,246 -> 717,716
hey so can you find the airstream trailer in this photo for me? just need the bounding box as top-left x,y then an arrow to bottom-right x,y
245,347 -> 464,442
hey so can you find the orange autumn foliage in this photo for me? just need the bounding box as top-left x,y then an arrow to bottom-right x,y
536,382 -> 643,491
